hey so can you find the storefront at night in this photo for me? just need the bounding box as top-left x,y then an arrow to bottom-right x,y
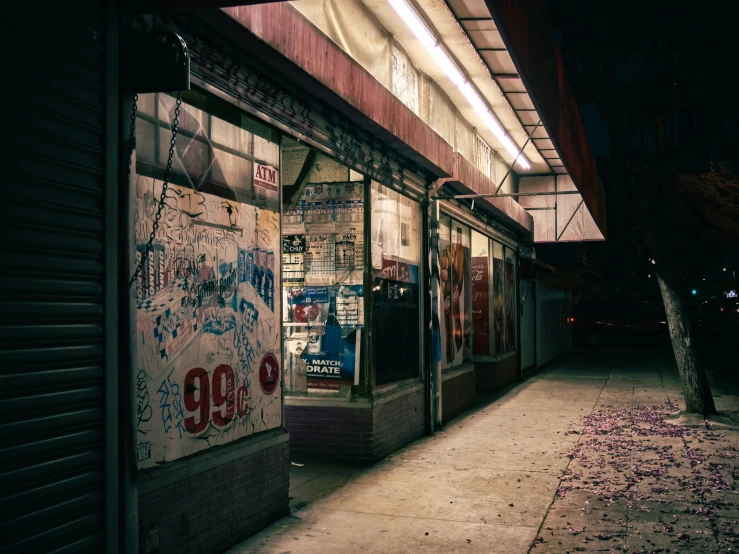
1,1 -> 605,552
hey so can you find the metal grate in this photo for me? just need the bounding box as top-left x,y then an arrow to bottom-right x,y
0,5 -> 107,552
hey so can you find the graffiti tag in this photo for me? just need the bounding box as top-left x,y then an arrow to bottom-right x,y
136,370 -> 153,431
158,368 -> 186,439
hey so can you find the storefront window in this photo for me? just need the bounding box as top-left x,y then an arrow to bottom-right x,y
439,217 -> 471,368
371,182 -> 422,385
439,216 -> 452,368
493,241 -> 505,354
471,230 -> 491,355
135,91 -> 280,210
505,246 -> 517,352
281,153 -> 365,393
132,91 -> 282,468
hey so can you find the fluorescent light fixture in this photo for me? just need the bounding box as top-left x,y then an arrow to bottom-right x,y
389,0 -> 530,170
388,0 -> 435,48
429,45 -> 465,87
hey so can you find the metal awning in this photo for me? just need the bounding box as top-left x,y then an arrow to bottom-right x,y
362,0 -> 607,242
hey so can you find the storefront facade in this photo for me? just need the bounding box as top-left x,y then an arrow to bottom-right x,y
1,1 -> 605,553
130,7 -> 438,551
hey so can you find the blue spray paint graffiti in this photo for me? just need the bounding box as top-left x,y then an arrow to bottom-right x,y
233,322 -> 256,384
158,368 -> 186,439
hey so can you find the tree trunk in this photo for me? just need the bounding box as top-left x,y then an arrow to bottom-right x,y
656,273 -> 716,415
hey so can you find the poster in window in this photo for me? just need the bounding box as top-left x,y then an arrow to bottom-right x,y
493,256 -> 505,354
133,93 -> 282,469
293,285 -> 363,391
283,234 -> 305,286
471,256 -> 490,355
438,218 -> 452,368
133,179 -> 281,469
505,251 -> 516,351
304,234 -> 335,285
303,325 -> 361,391
440,224 -> 470,367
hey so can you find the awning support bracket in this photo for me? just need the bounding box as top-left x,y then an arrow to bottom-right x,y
556,199 -> 584,241
494,119 -> 542,195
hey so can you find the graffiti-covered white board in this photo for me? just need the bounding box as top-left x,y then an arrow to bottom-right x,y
133,175 -> 281,468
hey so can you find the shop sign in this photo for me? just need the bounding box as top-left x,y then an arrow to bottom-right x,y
254,163 -> 278,191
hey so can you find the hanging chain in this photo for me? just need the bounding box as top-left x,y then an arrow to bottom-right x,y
118,94 -> 139,281
128,92 -> 182,288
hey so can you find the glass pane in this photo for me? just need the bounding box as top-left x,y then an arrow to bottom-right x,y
439,216 -> 452,370
138,92 -> 279,212
281,177 -> 365,394
439,220 -> 471,366
253,133 -> 280,168
451,222 -> 471,362
505,247 -> 517,352
371,181 -> 421,384
493,241 -> 505,354
471,230 -> 490,355
132,91 -> 282,469
135,119 -> 156,166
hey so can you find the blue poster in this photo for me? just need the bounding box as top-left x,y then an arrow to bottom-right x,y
302,329 -> 359,391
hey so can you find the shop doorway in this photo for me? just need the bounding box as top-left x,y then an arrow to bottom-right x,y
280,137 -> 368,395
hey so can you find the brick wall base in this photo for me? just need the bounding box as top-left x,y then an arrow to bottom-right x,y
138,429 -> 290,554
285,383 -> 427,464
496,354 -> 519,389
441,369 -> 476,423
284,405 -> 373,463
476,354 -> 519,392
372,384 -> 426,461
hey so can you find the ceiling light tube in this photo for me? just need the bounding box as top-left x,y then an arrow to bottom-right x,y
429,45 -> 465,87
388,0 -> 435,48
389,0 -> 530,170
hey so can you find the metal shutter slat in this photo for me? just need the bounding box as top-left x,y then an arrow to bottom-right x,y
0,3 -> 108,551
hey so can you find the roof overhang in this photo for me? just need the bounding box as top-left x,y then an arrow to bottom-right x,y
481,0 -> 607,238
212,3 -> 454,177
363,0 -> 607,242
439,153 -> 534,237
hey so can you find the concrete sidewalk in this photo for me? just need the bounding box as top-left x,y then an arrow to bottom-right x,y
226,350 -> 739,554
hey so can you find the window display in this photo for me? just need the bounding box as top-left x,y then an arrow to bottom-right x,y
471,230 -> 491,355
439,217 -> 471,368
505,246 -> 517,352
132,91 -> 282,469
371,182 -> 422,385
493,241 -> 505,354
282,175 -> 365,392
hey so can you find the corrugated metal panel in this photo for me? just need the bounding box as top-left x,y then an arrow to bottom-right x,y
0,4 -> 107,553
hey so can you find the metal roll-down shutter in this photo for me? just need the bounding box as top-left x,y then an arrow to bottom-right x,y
0,3 -> 110,552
